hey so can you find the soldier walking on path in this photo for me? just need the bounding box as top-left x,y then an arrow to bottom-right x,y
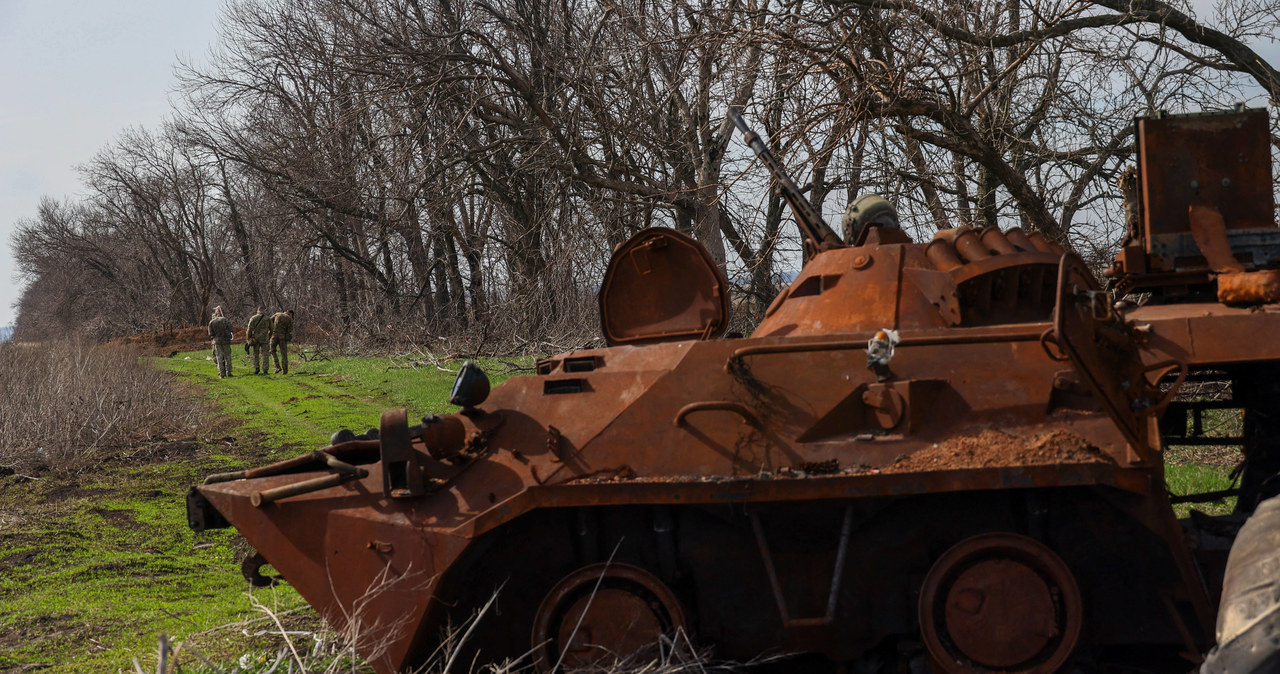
245,307 -> 271,374
208,306 -> 234,378
271,309 -> 295,374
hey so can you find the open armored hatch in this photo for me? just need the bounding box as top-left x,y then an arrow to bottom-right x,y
598,227 -> 730,346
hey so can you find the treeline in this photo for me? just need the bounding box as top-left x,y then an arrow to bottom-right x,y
12,0 -> 1279,347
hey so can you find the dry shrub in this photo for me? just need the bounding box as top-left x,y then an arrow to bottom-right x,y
0,340 -> 200,473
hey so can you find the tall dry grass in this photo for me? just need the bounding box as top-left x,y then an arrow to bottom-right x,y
0,340 -> 200,473
144,585 -> 750,674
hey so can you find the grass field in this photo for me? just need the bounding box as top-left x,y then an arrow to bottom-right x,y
0,348 -> 522,673
0,344 -> 1242,672
155,348 -> 515,448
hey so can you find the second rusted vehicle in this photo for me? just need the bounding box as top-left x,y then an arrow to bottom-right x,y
188,107 -> 1280,673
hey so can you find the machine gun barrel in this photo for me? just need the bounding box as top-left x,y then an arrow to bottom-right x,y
728,108 -> 844,249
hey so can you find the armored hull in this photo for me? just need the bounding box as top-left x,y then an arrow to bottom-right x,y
191,230 -> 1219,673
188,107 -> 1280,673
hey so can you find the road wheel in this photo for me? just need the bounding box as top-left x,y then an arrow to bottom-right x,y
919,532 -> 1082,673
531,562 -> 689,671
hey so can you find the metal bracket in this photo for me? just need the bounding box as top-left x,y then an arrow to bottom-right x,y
749,503 -> 854,627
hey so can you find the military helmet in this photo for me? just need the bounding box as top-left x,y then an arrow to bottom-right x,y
842,194 -> 900,245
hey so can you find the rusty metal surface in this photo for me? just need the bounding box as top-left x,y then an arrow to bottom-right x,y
1104,106 -> 1280,673
181,110 -> 1280,673
1136,109 -> 1273,272
598,228 -> 728,346
1189,205 -> 1246,274
190,227 -> 1216,672
1125,300 -> 1280,367
190,231 -> 1218,671
919,533 -> 1082,673
1053,253 -> 1180,462
453,461 -> 1153,539
531,562 -> 687,669
1218,270 -> 1280,305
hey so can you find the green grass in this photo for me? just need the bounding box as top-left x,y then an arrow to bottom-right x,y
155,348 -> 525,449
0,348 -> 526,673
0,344 -> 1254,671
0,444 -> 310,672
1167,462 -> 1239,517
1163,410 -> 1242,517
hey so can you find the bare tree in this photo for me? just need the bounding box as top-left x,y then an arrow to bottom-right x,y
12,0 -> 1280,346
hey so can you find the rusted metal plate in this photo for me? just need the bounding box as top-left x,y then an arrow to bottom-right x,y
1189,205 -> 1246,274
456,462 -> 1153,539
1137,109 -> 1274,269
1053,253 -> 1158,461
754,245 -> 922,337
1124,302 -> 1280,366
531,563 -> 687,669
598,228 -> 728,345
192,224 -> 1218,672
919,533 -> 1082,673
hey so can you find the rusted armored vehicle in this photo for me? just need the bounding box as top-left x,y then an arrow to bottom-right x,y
188,107 -> 1280,673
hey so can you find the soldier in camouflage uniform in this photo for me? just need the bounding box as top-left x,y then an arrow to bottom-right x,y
208,306 -> 234,378
245,307 -> 271,374
271,309 -> 295,375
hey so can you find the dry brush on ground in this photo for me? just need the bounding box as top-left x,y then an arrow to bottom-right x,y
0,340 -> 202,474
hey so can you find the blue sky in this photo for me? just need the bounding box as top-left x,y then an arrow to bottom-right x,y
0,1 -> 223,328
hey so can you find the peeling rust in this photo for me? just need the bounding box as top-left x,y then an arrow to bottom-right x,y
185,107 -> 1280,674
1218,270 -> 1280,305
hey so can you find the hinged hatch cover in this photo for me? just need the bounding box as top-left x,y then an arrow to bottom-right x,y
599,227 -> 729,346
1053,253 -> 1181,462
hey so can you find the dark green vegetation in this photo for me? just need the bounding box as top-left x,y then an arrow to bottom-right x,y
0,345 -> 1240,672
0,348 -> 523,673
1165,416 -> 1242,517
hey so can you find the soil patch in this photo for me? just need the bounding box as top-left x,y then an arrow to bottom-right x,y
90,507 -> 138,528
124,439 -> 209,463
884,428 -> 1115,473
0,548 -> 38,572
41,485 -> 112,505
0,612 -> 102,672
151,440 -> 205,460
